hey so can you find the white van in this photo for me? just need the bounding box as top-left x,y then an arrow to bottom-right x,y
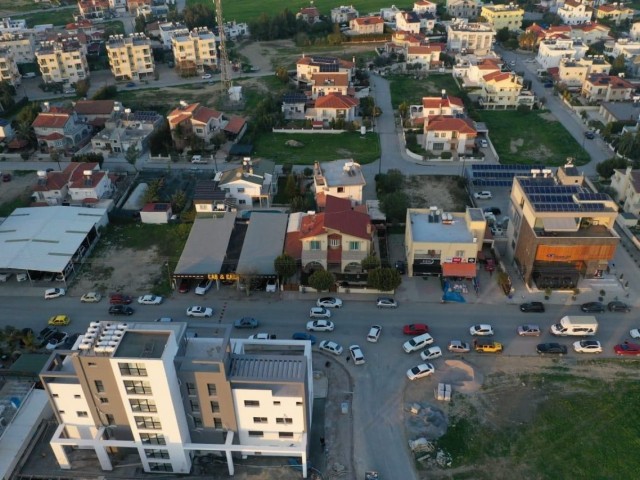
550,316 -> 598,336
191,155 -> 207,164
403,333 -> 434,353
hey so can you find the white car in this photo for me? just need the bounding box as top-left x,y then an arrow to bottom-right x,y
469,324 -> 494,336
249,333 -> 275,340
265,279 -> 277,292
473,191 -> 492,200
479,139 -> 489,148
319,340 -> 343,356
316,297 -> 343,308
309,307 -> 331,319
573,340 -> 602,353
44,288 -> 66,300
16,273 -> 28,282
191,155 -> 207,164
406,363 -> 435,381
186,306 -> 213,317
0,272 -> 12,282
367,325 -> 382,343
306,320 -> 335,332
420,346 -> 443,361
630,328 -> 640,339
403,333 -> 434,353
448,340 -> 471,353
195,279 -> 213,295
349,344 -> 365,365
201,73 -> 212,79
376,297 -> 398,308
80,292 -> 102,303
46,332 -> 69,350
155,317 -> 173,322
137,295 -> 163,305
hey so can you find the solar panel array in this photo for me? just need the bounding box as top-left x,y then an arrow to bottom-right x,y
575,192 -> 610,201
470,165 -> 547,187
472,164 -> 542,171
521,183 -> 611,212
472,180 -> 512,186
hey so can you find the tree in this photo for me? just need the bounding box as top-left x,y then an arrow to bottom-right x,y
72,152 -> 104,167
182,4 -> 215,29
148,119 -> 173,155
595,157 -> 628,179
398,101 -> 409,119
135,14 -> 146,33
308,269 -> 334,291
380,191 -> 409,224
518,30 -> 538,51
92,85 -> 118,100
285,173 -> 298,201
375,169 -> 404,195
367,267 -> 402,292
274,253 -> 297,281
171,189 -> 187,212
0,81 -> 15,111
75,79 -> 90,97
211,131 -> 226,150
610,54 -> 627,76
361,255 -> 381,271
495,27 -> 511,43
143,179 -> 163,204
275,66 -> 289,83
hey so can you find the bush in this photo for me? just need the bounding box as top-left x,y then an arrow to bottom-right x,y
440,151 -> 452,160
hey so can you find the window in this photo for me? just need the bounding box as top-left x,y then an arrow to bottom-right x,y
273,401 -> 281,406
455,250 -> 465,258
337,187 -> 344,193
135,416 -> 162,430
190,400 -> 200,412
276,417 -> 293,424
239,199 -> 246,205
210,401 -> 220,413
279,432 -> 294,438
74,394 -> 81,399
99,397 -> 109,404
186,383 -> 197,396
105,414 -> 115,425
244,400 -> 259,407
310,240 -> 321,250
248,431 -> 263,437
253,417 -> 268,423
296,402 -> 303,406
149,463 -> 173,472
193,416 -> 203,428
349,241 -> 360,251
213,418 -> 223,429
237,187 -> 245,193
94,380 -> 105,393
59,410 -> 65,414
330,238 -> 340,248
88,362 -> 96,366
130,399 -> 157,413
123,380 -> 152,395
52,394 -> 59,398
119,362 -> 147,376
77,411 -> 88,418
433,142 -> 444,151
145,449 -> 170,459
139,432 -> 168,446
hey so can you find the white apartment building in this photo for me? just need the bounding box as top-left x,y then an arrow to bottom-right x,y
171,27 -> 217,75
0,47 -> 21,87
536,38 -> 588,70
40,321 -> 314,477
0,33 -> 35,64
558,0 -> 593,25
159,21 -> 187,49
106,33 -> 155,81
557,56 -> 610,89
0,17 -> 27,33
604,38 -> 640,61
446,0 -> 482,19
36,39 -> 89,84
447,20 -> 495,55
331,5 -> 359,23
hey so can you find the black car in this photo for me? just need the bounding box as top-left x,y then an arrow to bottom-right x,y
394,260 -> 406,274
37,326 -> 58,346
109,305 -> 134,316
608,301 -> 631,312
584,131 -> 595,139
580,302 -> 605,313
537,343 -> 568,355
483,207 -> 502,216
63,333 -> 81,349
520,301 -> 545,313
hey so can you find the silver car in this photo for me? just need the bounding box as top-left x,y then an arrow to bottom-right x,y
309,307 -> 331,319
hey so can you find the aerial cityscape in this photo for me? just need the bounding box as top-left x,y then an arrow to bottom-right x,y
0,0 -> 640,478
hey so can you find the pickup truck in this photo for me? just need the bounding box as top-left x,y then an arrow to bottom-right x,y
474,340 -> 503,353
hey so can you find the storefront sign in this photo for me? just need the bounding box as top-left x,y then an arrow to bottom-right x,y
207,273 -> 239,281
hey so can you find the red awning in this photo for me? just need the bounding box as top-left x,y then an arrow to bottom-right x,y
442,262 -> 477,278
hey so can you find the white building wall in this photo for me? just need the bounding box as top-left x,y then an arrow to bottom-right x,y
48,382 -> 95,427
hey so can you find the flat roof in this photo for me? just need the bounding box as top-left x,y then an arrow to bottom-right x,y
236,212 -> 288,276
0,206 -> 107,272
114,331 -> 170,359
409,211 -> 473,243
320,159 -> 366,187
174,213 -> 236,277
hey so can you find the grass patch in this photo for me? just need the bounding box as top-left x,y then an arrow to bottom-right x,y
478,110 -> 590,166
16,8 -> 76,27
253,132 -> 380,165
101,221 -> 191,259
389,73 -> 462,107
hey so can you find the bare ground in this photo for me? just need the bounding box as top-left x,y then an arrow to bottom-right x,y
403,175 -> 467,211
0,171 -> 37,206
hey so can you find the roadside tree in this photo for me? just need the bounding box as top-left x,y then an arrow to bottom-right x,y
308,270 -> 334,291
367,267 -> 401,291
274,253 -> 297,282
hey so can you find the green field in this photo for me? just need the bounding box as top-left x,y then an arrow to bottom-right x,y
16,8 -> 76,27
254,132 -> 380,165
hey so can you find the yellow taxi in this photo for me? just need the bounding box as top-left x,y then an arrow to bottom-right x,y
48,314 -> 70,326
474,341 -> 503,353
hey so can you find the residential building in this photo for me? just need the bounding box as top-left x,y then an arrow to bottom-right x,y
32,105 -> 92,152
631,21 -> 640,41
223,116 -> 247,143
396,11 -> 421,34
414,11 -> 436,33
296,55 -> 354,85
454,57 -> 502,85
556,56 -> 610,89
65,18 -> 101,36
127,0 -> 152,16
0,32 -> 35,64
106,33 -> 155,81
405,207 -> 487,277
481,3 -> 524,32
78,0 -> 110,19
570,22 -> 611,45
281,92 -> 308,120
446,0 -> 482,19
423,116 -> 477,155
447,20 -> 495,55
36,39 -> 89,85
349,16 -> 384,35
38,31 -> 90,56
193,179 -> 227,213
0,118 -> 14,143
610,166 -> 640,216
0,17 -> 27,33
331,5 -> 359,24
507,166 -> 619,288
73,99 -> 119,128
140,203 -> 172,224
380,5 -> 401,21
581,73 -> 634,102
599,101 -> 640,124
108,0 -> 127,15
293,194 -> 373,273
167,101 -> 226,148
558,0 -> 593,25
413,0 -> 437,15
0,48 -> 21,87
385,30 -> 426,54
536,38 -> 588,70
312,159 -> 366,206
310,71 -> 350,99
479,71 -> 534,110
158,22 -> 186,49
171,27 -> 217,76
89,108 -> 162,154
217,158 -> 275,208
604,38 -> 640,61
307,93 -> 358,122
40,321 -> 313,476
30,161 -> 107,205
596,3 -> 634,24
297,5 -> 322,24
406,44 -> 443,70
409,91 -> 464,123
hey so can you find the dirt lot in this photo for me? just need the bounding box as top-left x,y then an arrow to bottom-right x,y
403,175 -> 468,211
0,171 -> 38,209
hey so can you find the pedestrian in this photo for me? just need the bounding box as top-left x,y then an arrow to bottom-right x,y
325,361 -> 330,368
346,355 -> 350,362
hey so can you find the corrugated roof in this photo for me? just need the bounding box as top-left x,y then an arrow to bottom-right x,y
236,212 -> 288,275
230,356 -> 306,381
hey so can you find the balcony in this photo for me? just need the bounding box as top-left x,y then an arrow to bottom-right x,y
533,224 -> 616,239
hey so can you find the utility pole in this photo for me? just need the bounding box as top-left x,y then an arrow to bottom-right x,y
215,0 -> 231,98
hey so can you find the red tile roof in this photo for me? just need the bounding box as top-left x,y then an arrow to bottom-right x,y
224,116 -> 246,134
311,72 -> 349,87
69,171 -> 106,189
353,16 -> 384,25
40,132 -> 65,141
74,100 -> 115,116
407,44 -> 442,55
284,230 -> 303,260
315,93 -> 358,109
426,116 -> 476,135
300,195 -> 371,240
192,106 -> 222,124
32,112 -> 71,129
422,95 -> 463,109
482,71 -> 514,82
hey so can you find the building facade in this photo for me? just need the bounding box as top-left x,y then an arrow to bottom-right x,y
349,16 -> 384,35
536,38 -> 588,70
171,27 -> 216,75
36,39 -> 89,85
0,33 -> 35,64
106,33 -> 155,81
480,4 -> 524,32
0,48 -> 21,87
447,20 -> 495,55
312,159 -> 366,205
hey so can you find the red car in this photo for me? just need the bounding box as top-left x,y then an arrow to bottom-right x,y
109,293 -> 133,305
614,341 -> 640,356
403,323 -> 429,335
178,279 -> 190,293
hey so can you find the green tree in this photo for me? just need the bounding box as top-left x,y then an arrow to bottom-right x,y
285,173 -> 298,200
375,169 -> 404,195
398,101 -> 409,119
211,131 -> 226,150
144,179 -> 163,204
496,27 -> 510,43
275,66 -> 289,83
610,54 -> 627,76
171,189 -> 187,212
92,85 -> 118,100
380,191 -> 409,223
308,269 -> 334,291
361,255 -> 381,271
148,119 -> 172,155
71,152 -> 104,167
75,79 -> 90,97
595,157 -> 628,179
182,4 -> 215,29
135,14 -> 146,33
367,267 -> 402,291
518,30 -> 538,50
274,253 -> 297,281
125,145 -> 140,170
0,81 -> 15,111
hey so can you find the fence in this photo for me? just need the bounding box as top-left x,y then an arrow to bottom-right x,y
272,128 -> 346,134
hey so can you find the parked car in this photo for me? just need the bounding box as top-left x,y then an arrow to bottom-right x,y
48,314 -> 70,326
138,294 -> 163,305
125,82 -> 136,87
394,260 -> 406,274
608,301 -> 630,312
543,81 -> 553,88
62,332 -> 81,349
473,191 -> 492,200
80,292 -> 102,303
469,324 -> 494,336
403,333 -> 434,353
483,207 -> 502,216
309,307 -> 331,319
367,325 -> 382,343
406,363 -> 435,381
234,317 -> 258,329
630,328 -> 640,339
349,345 -> 365,365
580,302 -> 605,313
195,279 -> 213,295
319,340 -> 343,356
614,341 -> 640,356
191,155 -> 207,164
178,279 -> 191,293
448,340 -> 471,353
536,343 -> 568,355
16,273 -> 28,282
317,297 -> 343,308
517,324 -> 541,336
474,340 -> 503,353
420,346 -> 442,361
186,306 -> 213,318
376,297 -> 398,308
478,139 -> 489,148
201,73 -> 212,79
37,326 -> 58,345
292,332 -> 317,344
403,323 -> 429,335
110,293 -> 133,305
44,288 -> 66,299
519,302 -> 545,313
249,333 -> 276,340
46,332 -> 69,350
155,317 -> 173,323
109,305 -> 134,316
306,320 -> 334,332
0,272 -> 12,282
584,131 -> 595,139
265,279 -> 277,292
573,340 -> 602,353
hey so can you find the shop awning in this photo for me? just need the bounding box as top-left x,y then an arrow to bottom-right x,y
442,262 -> 477,278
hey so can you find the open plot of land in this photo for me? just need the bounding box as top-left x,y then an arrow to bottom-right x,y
254,132 -> 380,165
389,74 -> 462,107
403,175 -> 468,211
15,7 -> 76,27
0,0 -> 43,13
0,172 -> 37,216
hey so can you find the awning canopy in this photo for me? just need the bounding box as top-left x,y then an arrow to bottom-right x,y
442,262 -> 477,278
542,217 -> 579,232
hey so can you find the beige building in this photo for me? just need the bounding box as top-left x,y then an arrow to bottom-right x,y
0,47 -> 21,87
581,73 -> 634,102
312,159 -> 366,206
171,27 -> 217,76
446,0 -> 482,19
596,3 -> 634,25
0,32 -> 35,64
481,3 -> 524,32
558,0 -> 593,25
296,55 -> 354,85
447,20 -> 495,55
557,56 -> 610,90
405,207 -> 486,277
479,71 -> 534,110
349,16 -> 384,35
106,33 -> 155,81
36,39 -> 89,85
610,166 -> 640,216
